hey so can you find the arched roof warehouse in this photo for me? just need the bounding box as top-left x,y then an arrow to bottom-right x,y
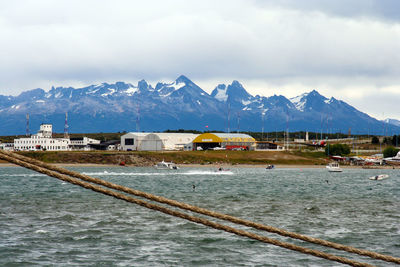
192,133 -> 256,150
121,132 -> 198,151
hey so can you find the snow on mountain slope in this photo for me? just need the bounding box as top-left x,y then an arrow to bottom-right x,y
0,76 -> 395,135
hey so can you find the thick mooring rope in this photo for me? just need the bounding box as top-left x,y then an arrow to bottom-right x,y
0,152 -> 374,267
2,150 -> 399,265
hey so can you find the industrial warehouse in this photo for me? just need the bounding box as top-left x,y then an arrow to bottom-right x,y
120,132 -> 257,151
120,132 -> 198,151
192,133 -> 256,151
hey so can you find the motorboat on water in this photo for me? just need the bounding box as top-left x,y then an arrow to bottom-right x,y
326,162 -> 343,172
154,160 -> 179,170
266,164 -> 275,170
215,167 -> 230,172
369,174 -> 389,180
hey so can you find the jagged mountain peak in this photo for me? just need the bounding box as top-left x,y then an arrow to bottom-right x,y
137,79 -> 151,91
308,89 -> 322,96
290,90 -> 330,112
211,80 -> 252,104
152,75 -> 209,100
175,74 -> 193,85
227,80 -> 251,97
16,88 -> 45,100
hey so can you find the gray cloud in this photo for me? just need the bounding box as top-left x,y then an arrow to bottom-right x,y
0,0 -> 399,119
255,0 -> 400,22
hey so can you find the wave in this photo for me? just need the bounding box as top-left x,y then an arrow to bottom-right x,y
35,229 -> 48,234
184,170 -> 234,175
0,173 -> 46,177
82,170 -> 234,176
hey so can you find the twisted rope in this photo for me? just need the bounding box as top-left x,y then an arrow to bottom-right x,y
0,152 -> 376,267
2,150 -> 399,265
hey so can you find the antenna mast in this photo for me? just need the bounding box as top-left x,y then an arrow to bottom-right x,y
26,113 -> 30,136
64,112 -> 69,138
237,111 -> 240,133
136,91 -> 140,132
261,112 -> 265,141
286,113 -> 289,150
227,102 -> 230,133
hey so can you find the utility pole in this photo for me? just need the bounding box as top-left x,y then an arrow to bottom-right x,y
136,91 -> 140,132
236,111 -> 240,133
64,112 -> 69,139
26,113 -> 30,136
227,102 -> 230,133
261,112 -> 265,141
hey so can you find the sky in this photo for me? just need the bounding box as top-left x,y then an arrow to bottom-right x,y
0,0 -> 399,120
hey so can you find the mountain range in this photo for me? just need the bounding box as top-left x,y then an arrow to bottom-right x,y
0,75 -> 398,136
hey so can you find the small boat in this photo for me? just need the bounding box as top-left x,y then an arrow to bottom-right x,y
154,160 -> 179,170
266,164 -> 275,170
326,162 -> 342,172
369,174 -> 389,180
215,167 -> 230,172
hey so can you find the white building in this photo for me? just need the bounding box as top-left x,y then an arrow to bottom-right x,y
14,123 -> 70,151
69,137 -> 101,151
121,132 -> 198,151
120,132 -> 150,151
0,143 -> 14,151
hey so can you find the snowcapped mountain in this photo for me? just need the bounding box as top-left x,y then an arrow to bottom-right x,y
211,80 -> 253,108
0,75 -> 397,135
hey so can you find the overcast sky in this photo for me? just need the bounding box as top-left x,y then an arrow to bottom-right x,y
1,0 -> 399,119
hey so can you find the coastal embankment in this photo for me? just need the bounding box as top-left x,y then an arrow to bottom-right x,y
0,150 -> 329,167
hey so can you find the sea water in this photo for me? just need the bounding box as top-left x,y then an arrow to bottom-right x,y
0,166 -> 399,266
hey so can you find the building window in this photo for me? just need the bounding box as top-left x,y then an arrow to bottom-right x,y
125,138 -> 134,146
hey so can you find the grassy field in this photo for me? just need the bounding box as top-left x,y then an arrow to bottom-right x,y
0,150 -> 329,166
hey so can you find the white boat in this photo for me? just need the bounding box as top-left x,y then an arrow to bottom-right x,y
215,167 -> 231,172
326,162 -> 343,172
369,174 -> 389,180
154,160 -> 179,170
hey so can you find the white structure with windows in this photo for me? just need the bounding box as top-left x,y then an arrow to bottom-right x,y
14,123 -> 70,151
69,137 -> 101,150
121,132 -> 198,151
0,143 -> 14,151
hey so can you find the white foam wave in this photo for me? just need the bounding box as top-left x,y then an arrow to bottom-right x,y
82,170 -> 234,176
183,170 -> 234,175
1,173 -> 46,177
324,227 -> 351,238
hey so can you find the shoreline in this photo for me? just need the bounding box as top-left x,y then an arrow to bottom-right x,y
1,162 -> 393,169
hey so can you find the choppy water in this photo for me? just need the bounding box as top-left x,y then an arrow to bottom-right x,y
0,166 -> 399,266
